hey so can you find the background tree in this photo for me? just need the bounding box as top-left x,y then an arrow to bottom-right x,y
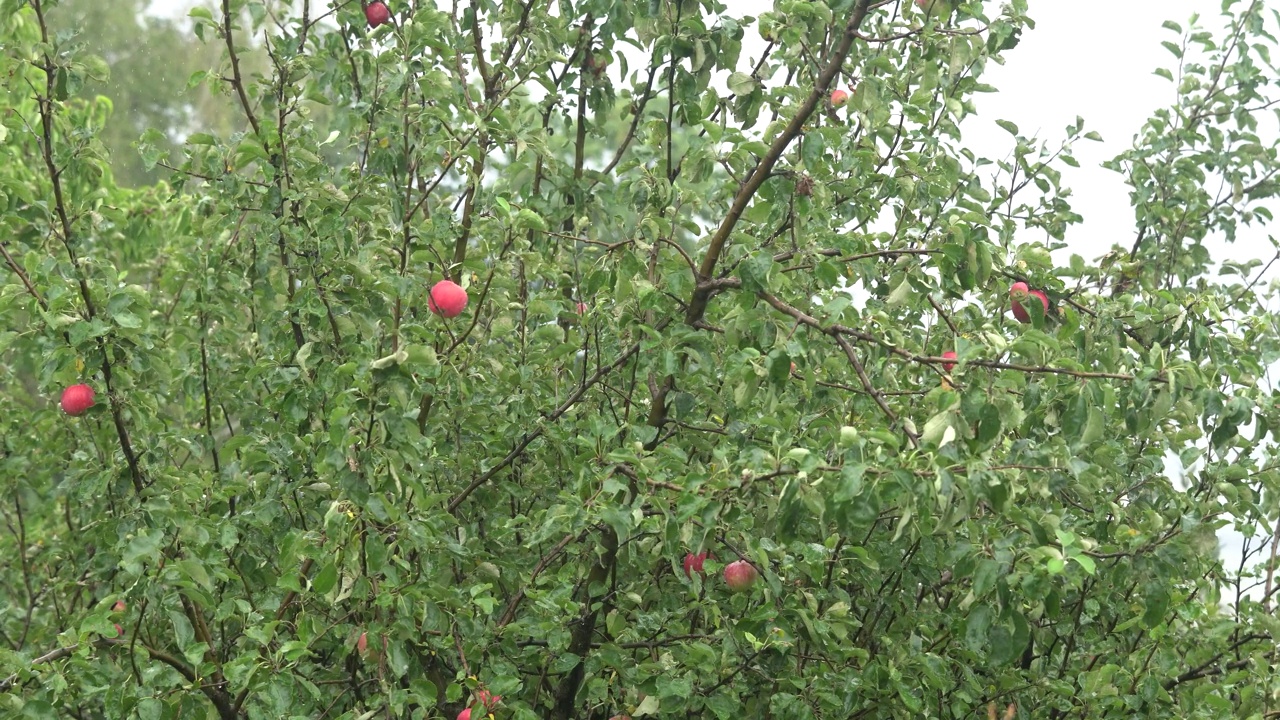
43,0 -> 250,186
2,0 -> 1280,719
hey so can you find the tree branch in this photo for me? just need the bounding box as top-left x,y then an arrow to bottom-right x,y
685,0 -> 874,325
222,0 -> 261,136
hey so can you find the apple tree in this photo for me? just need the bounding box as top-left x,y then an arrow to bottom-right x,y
3,0 -> 1280,718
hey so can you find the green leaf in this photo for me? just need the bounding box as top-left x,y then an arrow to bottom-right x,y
312,562 -> 338,595
726,72 -> 756,95
177,559 -> 213,592
1142,587 -> 1170,628
737,250 -> 773,292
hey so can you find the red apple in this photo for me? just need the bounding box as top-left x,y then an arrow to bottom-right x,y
457,709 -> 471,720
113,623 -> 124,638
365,1 -> 390,27
112,600 -> 126,613
830,88 -> 849,107
683,551 -> 708,578
61,384 -> 95,416
576,302 -> 588,315
429,279 -> 469,318
609,716 -> 632,720
942,350 -> 957,372
476,689 -> 501,710
586,53 -> 610,77
1009,281 -> 1050,324
724,560 -> 758,592
356,632 -> 368,655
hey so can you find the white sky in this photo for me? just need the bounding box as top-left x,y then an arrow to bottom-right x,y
142,0 -> 1276,586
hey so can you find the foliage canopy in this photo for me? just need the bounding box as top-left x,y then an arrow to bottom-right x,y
3,0 -> 1280,718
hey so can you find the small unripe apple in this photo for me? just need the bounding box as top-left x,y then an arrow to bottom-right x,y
724,560 -> 758,592
942,351 -> 957,372
61,384 -> 95,416
365,1 -> 390,27
1009,281 -> 1049,323
683,551 -> 708,577
112,600 -> 126,613
429,279 -> 469,318
915,0 -> 954,18
830,89 -> 849,107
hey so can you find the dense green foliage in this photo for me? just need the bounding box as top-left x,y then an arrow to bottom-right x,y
3,0 -> 1280,718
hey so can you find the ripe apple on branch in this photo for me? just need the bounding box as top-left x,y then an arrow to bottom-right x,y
1009,281 -> 1050,324
365,1 -> 390,28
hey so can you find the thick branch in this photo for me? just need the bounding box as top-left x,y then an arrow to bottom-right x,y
685,0 -> 874,325
1163,633 -> 1271,690
550,526 -> 618,720
222,0 -> 261,136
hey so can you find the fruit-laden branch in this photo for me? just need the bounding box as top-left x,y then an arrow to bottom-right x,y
29,0 -> 144,494
442,231 -> 517,355
756,291 -> 1150,382
684,0 -> 874,326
